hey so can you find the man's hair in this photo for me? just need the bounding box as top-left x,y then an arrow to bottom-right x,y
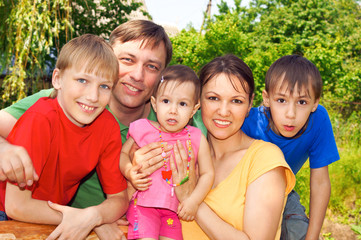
199,54 -> 254,102
109,20 -> 172,67
265,55 -> 323,100
56,34 -> 119,84
154,65 -> 200,103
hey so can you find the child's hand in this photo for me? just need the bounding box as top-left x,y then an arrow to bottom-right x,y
94,222 -> 126,240
46,201 -> 98,240
177,197 -> 199,221
129,164 -> 152,191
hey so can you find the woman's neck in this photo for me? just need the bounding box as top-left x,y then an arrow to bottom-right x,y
208,130 -> 250,160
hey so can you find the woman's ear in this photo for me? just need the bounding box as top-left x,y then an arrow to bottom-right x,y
52,68 -> 61,90
150,96 -> 157,113
248,93 -> 255,113
262,90 -> 270,107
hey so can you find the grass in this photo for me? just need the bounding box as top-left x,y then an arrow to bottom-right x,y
294,106 -> 361,237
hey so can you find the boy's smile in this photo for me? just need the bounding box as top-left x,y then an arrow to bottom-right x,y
52,65 -> 114,127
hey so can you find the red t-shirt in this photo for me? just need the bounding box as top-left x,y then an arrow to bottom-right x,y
0,97 -> 126,212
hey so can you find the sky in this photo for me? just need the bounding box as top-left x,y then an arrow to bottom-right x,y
145,0 -> 251,31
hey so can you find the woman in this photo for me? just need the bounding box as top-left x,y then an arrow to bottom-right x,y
180,54 -> 295,240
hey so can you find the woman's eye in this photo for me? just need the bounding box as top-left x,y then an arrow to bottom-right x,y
232,99 -> 243,104
208,96 -> 218,101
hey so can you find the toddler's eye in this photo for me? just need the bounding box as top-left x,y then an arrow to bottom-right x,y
299,100 -> 307,105
180,102 -> 187,107
162,99 -> 169,104
100,84 -> 110,90
277,99 -> 285,103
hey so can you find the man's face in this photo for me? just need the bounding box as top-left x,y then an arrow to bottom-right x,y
111,40 -> 167,110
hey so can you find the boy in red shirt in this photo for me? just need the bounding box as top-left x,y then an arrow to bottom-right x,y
0,34 -> 128,239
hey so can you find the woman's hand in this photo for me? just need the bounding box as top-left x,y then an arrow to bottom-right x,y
170,140 -> 197,202
130,141 -> 173,175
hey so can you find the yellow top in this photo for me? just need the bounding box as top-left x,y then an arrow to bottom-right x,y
182,140 -> 295,240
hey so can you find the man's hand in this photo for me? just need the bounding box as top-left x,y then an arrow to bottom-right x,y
0,140 -> 38,187
128,164 -> 152,191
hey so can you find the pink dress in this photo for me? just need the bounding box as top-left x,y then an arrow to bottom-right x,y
128,119 -> 201,212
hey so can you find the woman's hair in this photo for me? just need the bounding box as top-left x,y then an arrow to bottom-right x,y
198,54 -> 254,102
265,55 -> 322,99
109,20 -> 173,67
153,65 -> 201,103
51,34 -> 119,98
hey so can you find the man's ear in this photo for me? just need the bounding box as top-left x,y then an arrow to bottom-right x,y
191,101 -> 200,118
150,96 -> 157,113
52,68 -> 61,90
312,98 -> 320,112
262,90 -> 270,107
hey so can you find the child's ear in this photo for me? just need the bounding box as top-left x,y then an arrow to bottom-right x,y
311,98 -> 320,112
191,101 -> 200,118
52,69 -> 61,90
150,96 -> 157,113
262,90 -> 270,107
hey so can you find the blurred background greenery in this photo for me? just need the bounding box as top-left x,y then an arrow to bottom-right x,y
1,0 -> 360,238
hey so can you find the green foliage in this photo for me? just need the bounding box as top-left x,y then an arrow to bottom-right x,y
171,0 -> 361,106
0,0 -> 144,107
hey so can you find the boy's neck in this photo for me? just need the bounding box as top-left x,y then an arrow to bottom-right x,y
109,100 -> 151,127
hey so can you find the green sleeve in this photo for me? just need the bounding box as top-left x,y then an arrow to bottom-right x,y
4,89 -> 54,119
192,110 -> 207,136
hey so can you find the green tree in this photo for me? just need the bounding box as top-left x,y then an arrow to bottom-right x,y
0,0 -> 144,107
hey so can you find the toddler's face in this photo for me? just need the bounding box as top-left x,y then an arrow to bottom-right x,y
52,65 -> 113,127
263,81 -> 319,138
151,81 -> 199,133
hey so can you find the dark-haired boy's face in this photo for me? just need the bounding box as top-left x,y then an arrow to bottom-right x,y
262,81 -> 319,138
110,39 -> 167,111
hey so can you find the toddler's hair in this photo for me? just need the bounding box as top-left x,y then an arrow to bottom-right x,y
198,54 -> 254,102
265,55 -> 322,99
109,20 -> 173,67
154,65 -> 201,103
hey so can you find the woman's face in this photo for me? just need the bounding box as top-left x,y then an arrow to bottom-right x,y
201,73 -> 253,140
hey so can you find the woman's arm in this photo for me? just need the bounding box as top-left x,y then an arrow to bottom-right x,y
196,167 -> 287,240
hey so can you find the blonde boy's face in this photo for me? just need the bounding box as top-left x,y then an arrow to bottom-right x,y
151,81 -> 200,133
52,65 -> 114,127
262,81 -> 319,138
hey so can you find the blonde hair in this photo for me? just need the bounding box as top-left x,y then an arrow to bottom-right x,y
51,34 -> 119,98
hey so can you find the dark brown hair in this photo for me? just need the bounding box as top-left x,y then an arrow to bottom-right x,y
265,55 -> 322,99
198,54 -> 254,102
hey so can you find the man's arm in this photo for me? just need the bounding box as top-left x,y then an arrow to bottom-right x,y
306,166 -> 331,240
0,110 -> 37,186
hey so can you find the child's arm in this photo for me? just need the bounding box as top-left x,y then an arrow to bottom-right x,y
178,134 -> 214,221
306,166 -> 331,239
120,137 -> 151,194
